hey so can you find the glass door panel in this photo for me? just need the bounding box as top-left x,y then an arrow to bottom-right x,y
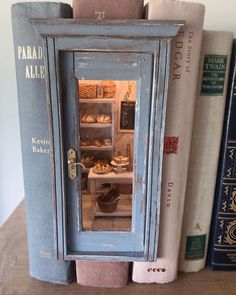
78,80 -> 137,232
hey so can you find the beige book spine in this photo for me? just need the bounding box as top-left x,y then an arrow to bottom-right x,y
132,0 -> 205,283
178,30 -> 233,273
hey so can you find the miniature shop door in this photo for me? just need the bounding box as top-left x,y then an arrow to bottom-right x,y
32,19 -> 184,261
61,50 -> 155,261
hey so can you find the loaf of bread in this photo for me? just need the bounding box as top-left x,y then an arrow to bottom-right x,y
96,114 -> 111,124
99,81 -> 116,98
93,138 -> 103,147
81,114 -> 97,123
80,140 -> 92,146
103,138 -> 112,146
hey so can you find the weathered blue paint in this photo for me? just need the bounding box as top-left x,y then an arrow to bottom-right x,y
33,19 -> 184,261
61,51 -> 153,255
147,39 -> 172,260
32,19 -> 184,39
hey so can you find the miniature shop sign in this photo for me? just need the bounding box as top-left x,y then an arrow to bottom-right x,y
119,100 -> 135,131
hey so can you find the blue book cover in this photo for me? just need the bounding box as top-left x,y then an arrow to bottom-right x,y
11,2 -> 75,283
208,39 -> 236,270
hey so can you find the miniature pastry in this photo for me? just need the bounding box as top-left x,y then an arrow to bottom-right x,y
93,160 -> 112,174
113,155 -> 129,164
96,114 -> 111,124
81,155 -> 95,167
103,138 -> 112,146
81,114 -> 97,123
93,138 -> 103,147
80,140 -> 92,146
104,115 -> 112,123
80,140 -> 88,146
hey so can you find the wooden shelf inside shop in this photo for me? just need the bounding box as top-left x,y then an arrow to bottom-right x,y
80,145 -> 113,151
80,123 -> 112,128
95,205 -> 132,217
79,98 -> 115,103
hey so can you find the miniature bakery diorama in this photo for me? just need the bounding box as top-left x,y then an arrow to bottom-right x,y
78,79 -> 136,232
32,19 -> 184,261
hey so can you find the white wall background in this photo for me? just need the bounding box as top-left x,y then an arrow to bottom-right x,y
0,0 -> 236,227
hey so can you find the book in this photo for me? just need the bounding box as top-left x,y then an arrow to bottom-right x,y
72,0 -> 144,19
132,0 -> 205,283
179,30 -> 233,273
207,39 -> 236,270
72,0 -> 144,288
76,261 -> 129,288
11,2 -> 75,284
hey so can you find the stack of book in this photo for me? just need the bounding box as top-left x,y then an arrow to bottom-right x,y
11,0 -> 236,287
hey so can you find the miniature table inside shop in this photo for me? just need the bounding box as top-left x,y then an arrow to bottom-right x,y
1,201 -> 236,295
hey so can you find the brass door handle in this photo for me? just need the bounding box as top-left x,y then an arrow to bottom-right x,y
67,158 -> 86,169
67,148 -> 85,179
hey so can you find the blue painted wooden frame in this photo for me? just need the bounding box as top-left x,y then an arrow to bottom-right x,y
64,51 -> 153,256
32,19 -> 184,261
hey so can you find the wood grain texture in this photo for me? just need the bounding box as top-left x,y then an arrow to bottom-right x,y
0,201 -> 236,294
31,19 -> 184,39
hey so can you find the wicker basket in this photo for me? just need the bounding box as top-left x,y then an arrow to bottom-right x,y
96,195 -> 120,213
96,188 -> 120,213
78,83 -> 97,99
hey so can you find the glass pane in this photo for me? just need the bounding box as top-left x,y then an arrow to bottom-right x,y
77,80 -> 137,231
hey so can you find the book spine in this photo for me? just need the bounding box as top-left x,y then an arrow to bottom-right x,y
72,0 -> 144,19
132,0 -> 205,283
73,0 -> 144,287
179,31 -> 233,273
76,261 -> 129,288
207,39 -> 236,270
11,3 -> 75,284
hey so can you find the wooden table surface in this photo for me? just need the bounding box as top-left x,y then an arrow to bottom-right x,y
1,201 -> 236,295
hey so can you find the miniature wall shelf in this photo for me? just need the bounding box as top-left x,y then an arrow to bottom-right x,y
32,19 -> 184,262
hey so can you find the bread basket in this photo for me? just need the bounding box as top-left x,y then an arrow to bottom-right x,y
99,81 -> 116,98
96,189 -> 120,213
78,83 -> 97,99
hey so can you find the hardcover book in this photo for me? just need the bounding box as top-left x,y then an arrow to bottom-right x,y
132,0 -> 205,283
179,30 -> 233,273
72,0 -> 144,287
11,2 -> 75,284
76,261 -> 129,288
207,39 -> 236,270
73,0 -> 144,19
